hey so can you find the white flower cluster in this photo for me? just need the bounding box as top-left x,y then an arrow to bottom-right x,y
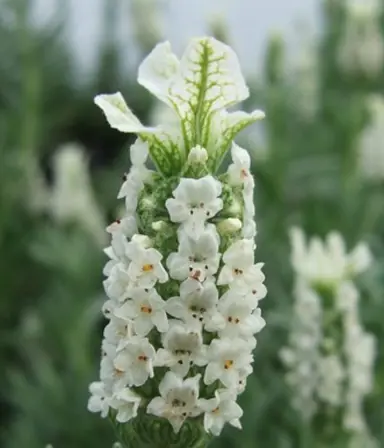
291,42 -> 319,119
129,0 -> 167,53
289,227 -> 372,288
88,36 -> 266,440
88,142 -> 267,435
337,282 -> 376,434
337,0 -> 384,78
280,280 -> 322,417
282,228 -> 376,443
50,143 -> 106,245
358,94 -> 384,182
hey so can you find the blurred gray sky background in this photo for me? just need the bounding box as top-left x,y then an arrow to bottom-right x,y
36,0 -> 319,75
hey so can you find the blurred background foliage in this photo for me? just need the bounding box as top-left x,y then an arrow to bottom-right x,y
0,0 -> 383,447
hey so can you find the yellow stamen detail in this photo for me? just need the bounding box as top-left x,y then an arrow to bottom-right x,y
224,360 -> 234,370
140,305 -> 152,314
142,264 -> 154,272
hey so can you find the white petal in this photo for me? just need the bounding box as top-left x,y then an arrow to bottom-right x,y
289,226 -> 307,263
116,408 -> 135,423
198,175 -> 223,199
143,340 -> 157,359
180,277 -> 203,296
199,396 -> 219,413
204,413 -> 216,434
134,316 -> 154,336
147,396 -> 167,417
183,219 -> 206,241
165,198 -> 189,223
155,348 -> 173,367
207,198 -> 224,217
154,263 -> 169,283
204,312 -> 226,332
208,109 -> 265,172
89,381 -> 105,396
146,248 -> 163,264
348,243 -> 372,274
242,219 -> 257,239
171,358 -> 191,377
184,374 -> 202,395
209,419 -> 225,436
159,371 -> 183,398
129,365 -> 148,386
217,265 -> 233,285
118,388 -> 141,404
249,308 -> 266,333
193,345 -> 209,367
165,297 -> 186,319
204,362 -> 220,385
223,239 -> 254,268
221,369 -> 239,388
231,142 -> 251,167
115,301 -> 137,320
138,41 -> 180,106
148,290 -> 167,308
87,396 -> 103,412
130,138 -> 150,165
230,418 -> 242,430
168,416 -> 185,433
94,93 -> 155,134
152,310 -> 169,333
118,176 -> 140,200
170,37 -> 249,115
167,254 -> 189,280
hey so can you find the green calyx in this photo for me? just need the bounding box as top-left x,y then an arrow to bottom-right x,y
112,409 -> 213,448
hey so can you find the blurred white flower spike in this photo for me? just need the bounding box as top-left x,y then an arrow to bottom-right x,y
358,95 -> 384,182
90,36 -> 266,448
338,0 -> 384,79
50,143 -> 106,245
282,227 -> 376,445
289,227 -> 372,288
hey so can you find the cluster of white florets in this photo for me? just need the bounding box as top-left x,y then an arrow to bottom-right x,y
88,141 -> 267,436
87,35 -> 267,439
337,0 -> 384,79
358,94 -> 384,182
281,228 -> 376,442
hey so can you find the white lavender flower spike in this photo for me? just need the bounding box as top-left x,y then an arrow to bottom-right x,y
89,36 -> 266,448
282,228 -> 376,446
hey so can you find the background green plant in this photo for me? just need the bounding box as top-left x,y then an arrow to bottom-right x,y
0,0 -> 383,447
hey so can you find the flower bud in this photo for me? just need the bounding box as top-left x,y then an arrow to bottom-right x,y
151,220 -> 167,231
217,218 -> 242,233
187,145 -> 208,164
